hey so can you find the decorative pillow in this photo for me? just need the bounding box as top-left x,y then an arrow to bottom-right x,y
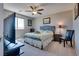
40,30 -> 47,33
45,30 -> 52,32
35,31 -> 40,33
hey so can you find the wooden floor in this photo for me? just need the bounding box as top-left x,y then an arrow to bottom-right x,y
17,38 -> 76,56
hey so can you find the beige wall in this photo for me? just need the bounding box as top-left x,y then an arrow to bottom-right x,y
33,10 -> 73,35
4,10 -> 13,19
16,14 -> 34,39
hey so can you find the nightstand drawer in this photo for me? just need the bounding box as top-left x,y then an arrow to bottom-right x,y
54,34 -> 62,41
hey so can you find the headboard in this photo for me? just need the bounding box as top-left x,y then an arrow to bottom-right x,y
40,25 -> 55,33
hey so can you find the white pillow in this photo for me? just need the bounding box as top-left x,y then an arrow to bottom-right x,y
40,30 -> 52,33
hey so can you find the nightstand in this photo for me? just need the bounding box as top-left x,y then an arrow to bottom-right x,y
54,34 -> 62,43
30,28 -> 35,32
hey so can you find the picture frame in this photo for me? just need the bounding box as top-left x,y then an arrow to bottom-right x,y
28,19 -> 32,26
74,3 -> 79,20
43,17 -> 51,24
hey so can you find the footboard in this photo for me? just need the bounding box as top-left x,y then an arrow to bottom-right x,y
24,37 -> 53,50
24,37 -> 42,49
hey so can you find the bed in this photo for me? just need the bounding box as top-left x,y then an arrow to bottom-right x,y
24,26 -> 55,49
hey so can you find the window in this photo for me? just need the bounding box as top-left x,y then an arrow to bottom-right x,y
15,17 -> 24,29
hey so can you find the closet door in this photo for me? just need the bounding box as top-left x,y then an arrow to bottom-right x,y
4,13 -> 15,43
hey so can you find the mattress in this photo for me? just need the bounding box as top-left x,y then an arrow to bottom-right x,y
24,31 -> 53,41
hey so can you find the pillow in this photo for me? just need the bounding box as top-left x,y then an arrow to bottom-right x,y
40,30 -> 53,33
46,30 -> 53,32
35,31 -> 40,33
40,30 -> 47,33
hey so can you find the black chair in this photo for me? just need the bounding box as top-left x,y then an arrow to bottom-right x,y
60,30 -> 74,47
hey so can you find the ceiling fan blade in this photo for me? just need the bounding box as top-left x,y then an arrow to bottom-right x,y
34,6 -> 37,10
37,9 -> 44,11
37,12 -> 42,15
30,6 -> 34,10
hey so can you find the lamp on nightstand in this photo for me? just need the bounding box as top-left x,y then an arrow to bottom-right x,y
58,25 -> 64,34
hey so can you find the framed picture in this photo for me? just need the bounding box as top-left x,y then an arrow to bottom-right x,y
43,17 -> 51,24
74,3 -> 79,20
28,19 -> 32,26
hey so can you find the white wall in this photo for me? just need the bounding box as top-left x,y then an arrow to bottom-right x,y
33,10 -> 73,35
73,16 -> 79,55
0,3 -> 3,56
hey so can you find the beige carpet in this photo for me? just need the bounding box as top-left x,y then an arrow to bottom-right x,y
17,38 -> 76,56
44,41 -> 76,56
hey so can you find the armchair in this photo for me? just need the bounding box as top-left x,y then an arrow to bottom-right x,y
4,39 -> 24,56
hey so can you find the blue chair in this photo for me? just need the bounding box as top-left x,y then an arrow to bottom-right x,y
60,30 -> 74,47
4,39 -> 24,56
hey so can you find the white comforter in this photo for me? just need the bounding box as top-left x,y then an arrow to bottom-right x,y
24,32 -> 53,41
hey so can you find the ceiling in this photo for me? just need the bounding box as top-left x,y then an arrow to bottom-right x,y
4,3 -> 74,18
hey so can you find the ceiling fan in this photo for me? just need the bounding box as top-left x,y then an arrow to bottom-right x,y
20,5 -> 44,15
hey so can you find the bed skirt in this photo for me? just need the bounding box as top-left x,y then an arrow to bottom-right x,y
24,37 -> 53,50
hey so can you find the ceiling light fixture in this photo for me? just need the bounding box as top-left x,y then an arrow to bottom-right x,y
32,11 -> 37,15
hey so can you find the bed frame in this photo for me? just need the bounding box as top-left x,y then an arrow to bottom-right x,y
24,25 -> 55,50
